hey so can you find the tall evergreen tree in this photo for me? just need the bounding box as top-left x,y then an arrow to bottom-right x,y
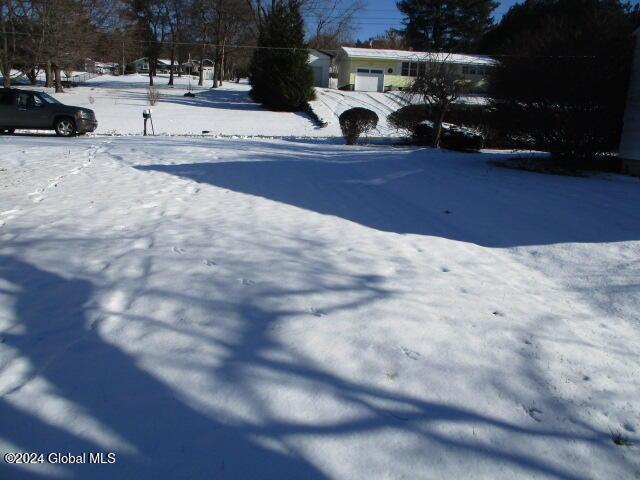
249,0 -> 314,111
396,0 -> 498,52
485,0 -> 640,165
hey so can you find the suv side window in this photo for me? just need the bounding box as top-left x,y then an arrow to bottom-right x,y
0,92 -> 13,105
29,95 -> 43,107
17,93 -> 29,108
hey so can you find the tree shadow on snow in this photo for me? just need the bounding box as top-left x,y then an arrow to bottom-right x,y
0,253 -> 604,479
135,143 -> 640,247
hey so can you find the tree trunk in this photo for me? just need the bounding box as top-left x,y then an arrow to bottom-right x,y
432,106 -> 447,148
45,61 -> 53,88
217,42 -> 225,87
198,45 -> 205,86
169,46 -> 175,85
212,47 -> 218,88
29,67 -> 37,85
149,62 -> 154,86
2,65 -> 10,88
53,66 -> 64,93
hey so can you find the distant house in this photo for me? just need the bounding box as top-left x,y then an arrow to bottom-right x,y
131,58 -> 179,74
308,49 -> 332,88
335,47 -> 496,93
620,27 -> 640,176
85,59 -> 119,74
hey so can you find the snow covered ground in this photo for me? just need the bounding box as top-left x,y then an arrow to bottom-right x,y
1,135 -> 640,479
9,73 -> 482,138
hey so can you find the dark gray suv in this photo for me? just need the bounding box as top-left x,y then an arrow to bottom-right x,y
0,88 -> 97,137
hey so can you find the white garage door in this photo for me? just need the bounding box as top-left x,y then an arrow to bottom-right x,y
355,69 -> 383,92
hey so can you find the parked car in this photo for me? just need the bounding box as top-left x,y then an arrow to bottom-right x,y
0,88 -> 97,137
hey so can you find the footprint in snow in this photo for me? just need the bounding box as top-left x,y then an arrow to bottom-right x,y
525,406 -> 543,422
238,278 -> 254,286
400,347 -> 421,360
441,267 -> 450,273
306,307 -> 326,317
133,238 -> 153,249
172,246 -> 185,254
492,310 -> 505,317
203,259 -> 217,267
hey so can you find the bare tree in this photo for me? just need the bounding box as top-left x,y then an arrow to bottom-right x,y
305,0 -> 362,49
403,53 -> 466,148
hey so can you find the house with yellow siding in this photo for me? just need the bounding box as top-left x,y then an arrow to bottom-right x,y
335,47 -> 496,94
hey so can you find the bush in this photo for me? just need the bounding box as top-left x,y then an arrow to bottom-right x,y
339,108 -> 379,145
146,86 -> 160,106
388,104 -> 430,134
389,104 -> 486,151
414,121 -> 484,151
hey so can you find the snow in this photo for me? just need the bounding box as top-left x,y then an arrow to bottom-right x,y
1,135 -> 639,479
4,73 -> 488,138
340,47 -> 497,66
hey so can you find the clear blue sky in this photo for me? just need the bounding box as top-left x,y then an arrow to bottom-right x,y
351,0 -> 520,40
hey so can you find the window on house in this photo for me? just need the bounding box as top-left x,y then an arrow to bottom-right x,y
401,62 -> 409,76
357,68 -> 370,73
409,62 -> 418,77
370,69 -> 383,74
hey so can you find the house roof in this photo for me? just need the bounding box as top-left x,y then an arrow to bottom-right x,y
340,47 -> 496,66
309,48 -> 334,58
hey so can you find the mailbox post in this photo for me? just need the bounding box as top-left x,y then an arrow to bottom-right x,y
143,109 -> 154,136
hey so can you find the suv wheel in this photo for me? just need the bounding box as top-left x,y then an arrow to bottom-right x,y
55,118 -> 76,137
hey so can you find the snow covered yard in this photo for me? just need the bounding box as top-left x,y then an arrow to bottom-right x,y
1,135 -> 640,479
11,73 -> 486,138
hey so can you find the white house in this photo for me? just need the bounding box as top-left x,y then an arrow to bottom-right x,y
620,27 -> 640,176
84,59 -> 119,74
131,58 -> 179,74
308,49 -> 332,88
335,47 -> 496,93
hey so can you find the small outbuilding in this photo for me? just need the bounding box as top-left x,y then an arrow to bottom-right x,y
309,49 -> 332,88
619,27 -> 640,176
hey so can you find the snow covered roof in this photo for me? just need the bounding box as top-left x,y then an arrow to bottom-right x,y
157,59 -> 173,66
309,49 -> 333,58
340,47 -> 496,66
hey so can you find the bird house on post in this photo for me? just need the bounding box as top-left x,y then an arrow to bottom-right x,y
143,109 -> 153,136
620,27 -> 640,176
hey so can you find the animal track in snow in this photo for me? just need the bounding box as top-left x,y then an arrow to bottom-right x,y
441,267 -> 450,273
238,278 -> 254,286
400,347 -> 421,360
525,406 -> 543,423
172,246 -> 186,254
203,259 -> 217,267
133,238 -> 154,249
306,307 -> 326,317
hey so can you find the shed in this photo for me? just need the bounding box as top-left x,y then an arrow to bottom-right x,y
309,49 -> 332,88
